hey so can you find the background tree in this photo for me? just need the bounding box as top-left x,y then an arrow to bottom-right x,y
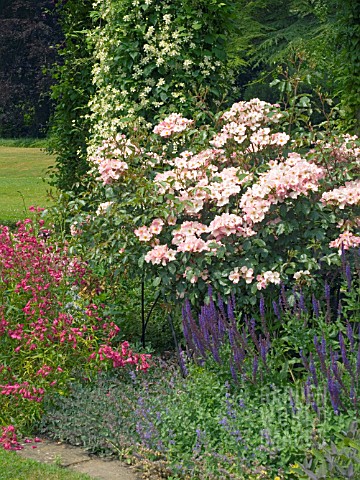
0,0 -> 60,137
232,0 -> 359,133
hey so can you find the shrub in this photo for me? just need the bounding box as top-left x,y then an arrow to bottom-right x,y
0,213 -> 150,434
65,100 -> 359,313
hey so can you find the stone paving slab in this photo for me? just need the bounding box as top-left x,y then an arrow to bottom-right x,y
71,459 -> 138,480
16,439 -> 140,480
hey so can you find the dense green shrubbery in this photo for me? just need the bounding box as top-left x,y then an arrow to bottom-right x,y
47,0 -> 95,191
40,261 -> 359,478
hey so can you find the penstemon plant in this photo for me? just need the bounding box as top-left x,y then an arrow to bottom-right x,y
0,212 -> 150,434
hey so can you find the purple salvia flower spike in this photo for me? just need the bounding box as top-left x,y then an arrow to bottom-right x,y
309,353 -> 318,387
312,401 -> 319,415
345,263 -> 352,291
259,336 -> 270,367
272,300 -> 281,320
312,294 -> 320,318
339,332 -> 351,373
210,343 -> 221,363
314,335 -> 327,376
346,321 -> 355,352
217,294 -> 226,320
259,296 -> 265,319
321,335 -> 327,357
300,349 -> 310,371
228,327 -> 236,348
299,290 -> 307,313
233,342 -> 245,370
327,376 -> 340,415
227,298 -> 235,322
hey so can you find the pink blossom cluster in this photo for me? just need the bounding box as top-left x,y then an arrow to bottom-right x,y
171,221 -> 208,243
249,129 -> 290,151
210,98 -> 284,148
154,148 -> 251,213
97,158 -> 129,185
321,179 -> 360,209
0,425 -> 22,451
134,218 -> 164,242
329,231 -> 360,253
256,270 -> 281,290
144,244 -> 176,265
240,154 -> 325,223
171,221 -> 214,253
89,134 -> 138,184
94,342 -> 150,371
228,266 -> 254,284
142,212 -> 256,263
153,113 -> 194,137
208,213 -> 256,242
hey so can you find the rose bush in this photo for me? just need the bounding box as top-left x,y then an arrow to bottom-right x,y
67,98 -> 359,314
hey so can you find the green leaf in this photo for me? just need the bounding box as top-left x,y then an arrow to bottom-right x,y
192,22 -> 202,30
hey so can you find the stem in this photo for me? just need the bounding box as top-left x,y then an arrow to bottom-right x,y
141,276 -> 145,348
144,290 -> 161,331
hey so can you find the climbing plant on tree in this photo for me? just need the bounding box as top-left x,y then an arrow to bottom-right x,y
87,0 -> 240,150
48,0 -> 95,191
50,0 -> 240,190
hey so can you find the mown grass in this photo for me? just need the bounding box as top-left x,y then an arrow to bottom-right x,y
0,147 -> 55,223
0,138 -> 48,148
0,449 -> 93,480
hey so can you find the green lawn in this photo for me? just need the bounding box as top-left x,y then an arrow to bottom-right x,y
0,449 -> 93,480
0,147 -> 55,223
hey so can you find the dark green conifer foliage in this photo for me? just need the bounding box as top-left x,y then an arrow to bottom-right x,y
47,0 -> 95,191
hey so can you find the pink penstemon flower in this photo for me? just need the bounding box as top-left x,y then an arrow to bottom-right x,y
0,218 -> 151,436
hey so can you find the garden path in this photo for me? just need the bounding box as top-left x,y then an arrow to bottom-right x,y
16,438 -> 140,480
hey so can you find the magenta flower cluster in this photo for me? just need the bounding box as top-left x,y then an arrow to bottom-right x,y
0,217 -> 150,446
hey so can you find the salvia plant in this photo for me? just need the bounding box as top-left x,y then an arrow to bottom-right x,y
181,254 -> 359,419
